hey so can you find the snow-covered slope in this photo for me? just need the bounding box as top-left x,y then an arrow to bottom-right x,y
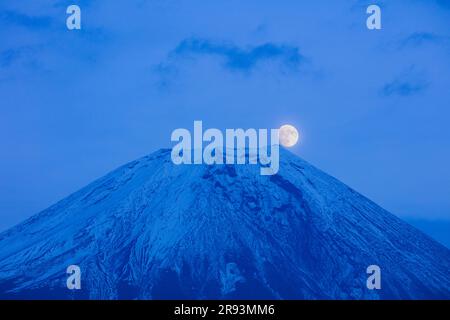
0,148 -> 449,299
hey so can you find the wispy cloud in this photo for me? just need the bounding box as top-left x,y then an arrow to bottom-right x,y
0,10 -> 53,29
0,45 -> 43,69
0,49 -> 21,68
382,80 -> 426,96
381,66 -> 429,97
165,38 -> 304,73
400,32 -> 447,47
434,0 -> 450,9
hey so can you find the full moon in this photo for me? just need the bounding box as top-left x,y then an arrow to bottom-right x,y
279,124 -> 299,147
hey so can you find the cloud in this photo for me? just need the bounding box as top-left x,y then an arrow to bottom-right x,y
168,38 -> 304,73
434,0 -> 450,9
382,80 -> 426,96
0,49 -> 21,68
381,66 -> 429,97
0,45 -> 42,69
400,32 -> 446,47
0,10 -> 53,29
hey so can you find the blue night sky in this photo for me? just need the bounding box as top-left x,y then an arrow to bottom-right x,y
0,1 -> 449,245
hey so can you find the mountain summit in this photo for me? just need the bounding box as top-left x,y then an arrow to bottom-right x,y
0,148 -> 449,299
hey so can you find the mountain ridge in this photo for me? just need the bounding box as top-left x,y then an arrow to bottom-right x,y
0,148 -> 449,299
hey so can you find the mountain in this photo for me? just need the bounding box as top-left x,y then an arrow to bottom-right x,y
0,148 -> 449,299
